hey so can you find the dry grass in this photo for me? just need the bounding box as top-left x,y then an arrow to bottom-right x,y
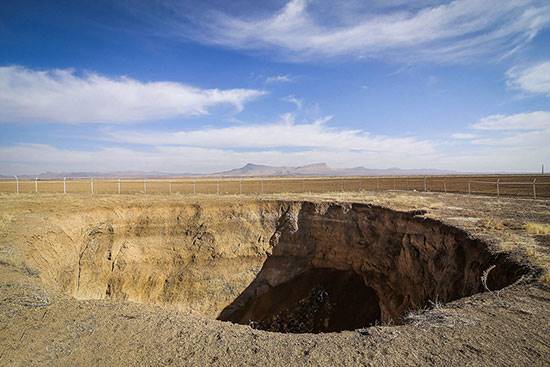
0,214 -> 14,232
525,222 -> 550,235
403,299 -> 476,328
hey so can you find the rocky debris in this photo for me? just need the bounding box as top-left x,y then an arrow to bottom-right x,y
254,286 -> 332,333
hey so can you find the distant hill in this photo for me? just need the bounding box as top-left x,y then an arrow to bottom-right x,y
212,163 -> 333,177
2,163 -> 457,179
211,163 -> 456,177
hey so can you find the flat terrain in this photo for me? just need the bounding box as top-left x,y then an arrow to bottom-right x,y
1,191 -> 549,366
1,174 -> 549,198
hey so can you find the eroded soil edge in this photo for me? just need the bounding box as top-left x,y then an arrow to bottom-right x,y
18,200 -> 529,333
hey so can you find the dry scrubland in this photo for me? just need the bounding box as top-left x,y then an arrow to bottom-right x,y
0,191 -> 549,366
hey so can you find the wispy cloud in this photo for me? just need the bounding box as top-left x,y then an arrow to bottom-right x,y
192,0 -> 550,62
451,133 -> 477,140
0,66 -> 265,124
506,61 -> 550,96
451,111 -> 550,157
470,129 -> 549,147
265,74 -> 294,83
104,113 -> 434,153
281,95 -> 303,109
471,111 -> 550,130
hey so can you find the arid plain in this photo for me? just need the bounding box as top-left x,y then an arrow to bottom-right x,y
1,191 -> 549,366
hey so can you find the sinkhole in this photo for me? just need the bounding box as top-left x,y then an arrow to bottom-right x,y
28,200 -> 529,334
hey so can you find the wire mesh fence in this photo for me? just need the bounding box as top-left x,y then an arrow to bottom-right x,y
1,175 -> 549,199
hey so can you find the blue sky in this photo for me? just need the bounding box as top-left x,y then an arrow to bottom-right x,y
1,0 -> 549,174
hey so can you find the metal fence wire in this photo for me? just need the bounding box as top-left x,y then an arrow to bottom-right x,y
1,175 -> 549,199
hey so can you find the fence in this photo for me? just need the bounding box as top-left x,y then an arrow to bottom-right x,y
1,175 -> 549,199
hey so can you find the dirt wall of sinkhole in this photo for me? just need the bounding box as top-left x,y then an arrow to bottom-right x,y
18,200 -> 526,332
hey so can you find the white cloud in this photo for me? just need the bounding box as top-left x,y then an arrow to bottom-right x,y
0,66 -> 265,124
471,129 -> 549,147
471,111 -> 550,130
281,95 -> 303,109
450,111 -> 550,162
194,0 -> 550,62
265,74 -> 293,83
507,61 -> 550,96
451,133 -> 477,139
104,113 -> 435,154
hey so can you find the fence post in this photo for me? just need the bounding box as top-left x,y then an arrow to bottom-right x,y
443,180 -> 447,194
376,177 -> 380,191
118,178 -> 121,194
14,175 -> 19,194
533,178 -> 537,199
63,177 -> 67,194
394,177 -> 396,190
35,177 -> 38,193
496,179 -> 500,197
423,176 -> 427,192
468,180 -> 471,195
91,177 -> 94,194
341,178 -> 344,192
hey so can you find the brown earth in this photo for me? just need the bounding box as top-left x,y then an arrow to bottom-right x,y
0,192 -> 549,366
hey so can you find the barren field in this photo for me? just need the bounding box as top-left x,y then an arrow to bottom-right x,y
1,192 -> 549,366
2,174 -> 550,198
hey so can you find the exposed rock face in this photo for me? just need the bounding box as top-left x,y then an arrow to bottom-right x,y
20,200 -> 526,333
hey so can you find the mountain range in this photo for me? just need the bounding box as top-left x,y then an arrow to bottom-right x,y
2,163 -> 456,179
211,163 -> 455,177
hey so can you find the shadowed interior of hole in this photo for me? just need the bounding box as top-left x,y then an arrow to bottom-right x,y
219,268 -> 381,333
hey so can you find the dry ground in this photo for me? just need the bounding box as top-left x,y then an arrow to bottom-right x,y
0,191 -> 549,366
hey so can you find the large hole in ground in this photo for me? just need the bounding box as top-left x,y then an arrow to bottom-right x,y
25,200 -> 529,334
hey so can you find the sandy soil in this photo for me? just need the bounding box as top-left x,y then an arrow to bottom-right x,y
1,191 -> 549,366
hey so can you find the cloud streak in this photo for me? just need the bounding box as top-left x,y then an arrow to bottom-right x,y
104,113 -> 435,154
265,74 -> 294,83
471,111 -> 550,130
451,111 -> 550,157
191,0 -> 550,62
0,66 -> 265,124
507,61 -> 550,96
